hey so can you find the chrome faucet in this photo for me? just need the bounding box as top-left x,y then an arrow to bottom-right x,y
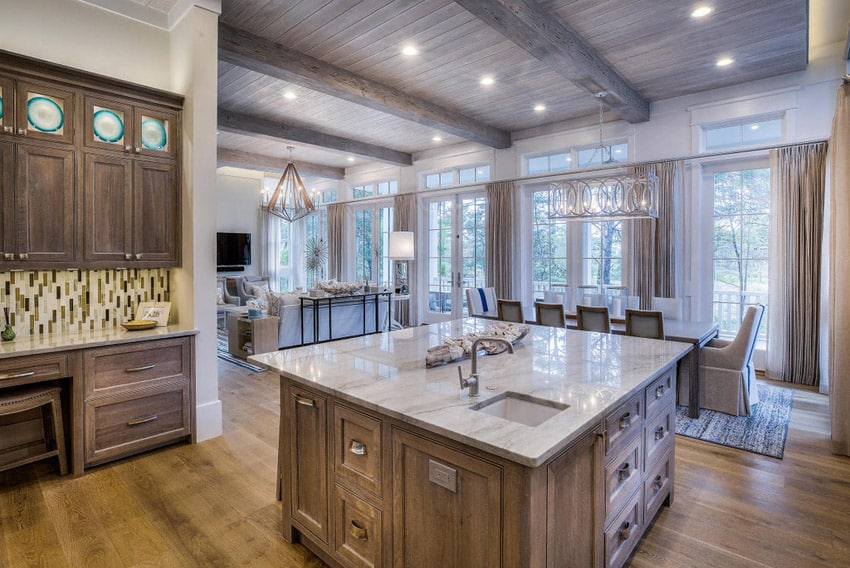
457,336 -> 515,397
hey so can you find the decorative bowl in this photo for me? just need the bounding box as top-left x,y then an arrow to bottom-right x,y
121,319 -> 157,331
317,281 -> 362,296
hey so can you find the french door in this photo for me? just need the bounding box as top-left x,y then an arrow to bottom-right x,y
353,203 -> 394,289
423,193 -> 486,322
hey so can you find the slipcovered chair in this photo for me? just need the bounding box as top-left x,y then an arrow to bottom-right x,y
699,304 -> 764,416
497,299 -> 524,323
625,309 -> 665,339
465,287 -> 498,319
651,297 -> 684,321
535,302 -> 565,328
576,304 -> 611,333
237,275 -> 270,304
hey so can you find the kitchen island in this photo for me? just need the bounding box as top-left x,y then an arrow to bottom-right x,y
251,318 -> 691,568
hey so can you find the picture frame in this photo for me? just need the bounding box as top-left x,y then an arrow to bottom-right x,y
135,301 -> 171,327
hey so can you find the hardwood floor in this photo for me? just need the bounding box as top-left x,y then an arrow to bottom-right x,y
1,363 -> 848,567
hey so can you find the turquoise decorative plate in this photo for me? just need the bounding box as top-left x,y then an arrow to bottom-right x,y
27,96 -> 64,132
141,119 -> 167,150
0,96 -> 4,121
93,109 -> 124,143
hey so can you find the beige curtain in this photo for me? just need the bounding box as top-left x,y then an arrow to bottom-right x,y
393,193 -> 418,326
829,81 -> 850,455
485,181 -> 516,299
627,161 -> 682,307
767,143 -> 827,386
327,203 -> 348,281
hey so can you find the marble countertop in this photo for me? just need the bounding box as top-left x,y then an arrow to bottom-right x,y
0,324 -> 198,358
250,318 -> 691,467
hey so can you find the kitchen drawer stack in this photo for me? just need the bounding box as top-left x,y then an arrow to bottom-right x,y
83,336 -> 193,466
602,368 -> 676,568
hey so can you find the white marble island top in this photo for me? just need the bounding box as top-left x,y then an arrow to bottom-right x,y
251,318 -> 691,467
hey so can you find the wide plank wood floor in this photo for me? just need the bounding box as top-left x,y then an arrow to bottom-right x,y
2,361 -> 848,567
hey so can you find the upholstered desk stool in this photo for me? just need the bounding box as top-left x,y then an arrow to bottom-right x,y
0,385 -> 68,475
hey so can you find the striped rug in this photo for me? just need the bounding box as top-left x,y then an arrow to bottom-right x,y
216,328 -> 264,373
675,382 -> 794,459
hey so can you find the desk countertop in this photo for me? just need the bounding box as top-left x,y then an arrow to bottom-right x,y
251,318 -> 691,467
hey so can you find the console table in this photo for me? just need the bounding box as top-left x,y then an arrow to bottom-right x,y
299,291 -> 391,345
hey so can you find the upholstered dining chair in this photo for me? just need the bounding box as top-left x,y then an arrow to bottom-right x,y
651,297 -> 684,321
576,305 -> 611,333
535,302 -> 565,328
465,287 -> 498,318
497,299 -> 524,323
699,304 -> 765,416
624,309 -> 665,339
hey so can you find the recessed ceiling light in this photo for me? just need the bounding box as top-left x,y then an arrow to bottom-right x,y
750,124 -> 760,130
533,103 -> 546,112
283,91 -> 297,100
401,44 -> 418,56
347,156 -> 355,163
691,6 -> 713,18
480,75 -> 495,86
432,135 -> 442,142
566,156 -> 572,162
716,57 -> 734,67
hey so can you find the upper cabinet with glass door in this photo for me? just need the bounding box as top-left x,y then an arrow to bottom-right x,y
0,76 -> 76,145
85,95 -> 177,159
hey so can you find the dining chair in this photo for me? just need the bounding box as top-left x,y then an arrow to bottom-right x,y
497,299 -> 524,323
575,304 -> 611,333
699,304 -> 764,416
651,297 -> 683,321
465,287 -> 498,318
535,302 -> 565,328
624,309 -> 665,339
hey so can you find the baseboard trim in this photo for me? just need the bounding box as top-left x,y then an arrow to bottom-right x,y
195,399 -> 223,442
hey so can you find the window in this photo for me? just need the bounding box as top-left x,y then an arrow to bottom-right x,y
704,118 -> 782,151
424,164 -> 490,189
525,142 -> 628,176
264,176 -> 293,291
531,190 -> 568,296
582,222 -> 622,287
304,211 -> 328,289
352,180 -> 397,199
711,166 -> 770,339
354,204 -> 394,288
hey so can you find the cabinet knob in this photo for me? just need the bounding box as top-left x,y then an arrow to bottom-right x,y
18,253 -> 28,260
616,462 -> 631,482
135,147 -> 142,153
655,385 -> 665,399
654,426 -> 665,441
349,521 -> 368,541
653,474 -> 664,493
17,128 -> 26,135
4,253 -> 13,260
618,412 -> 632,430
125,253 -> 132,260
349,440 -> 367,456
135,253 -> 142,260
618,521 -> 632,542
125,145 -> 132,152
2,126 -> 12,133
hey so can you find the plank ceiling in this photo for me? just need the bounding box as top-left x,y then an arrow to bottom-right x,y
218,0 -> 808,176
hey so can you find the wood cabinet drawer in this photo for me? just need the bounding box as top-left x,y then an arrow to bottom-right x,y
84,337 -> 190,398
644,449 -> 674,523
604,488 -> 643,568
644,407 -> 674,470
334,403 -> 382,499
605,392 -> 643,456
334,485 -> 383,568
0,352 -> 69,387
605,433 -> 642,527
644,370 -> 674,420
85,381 -> 190,465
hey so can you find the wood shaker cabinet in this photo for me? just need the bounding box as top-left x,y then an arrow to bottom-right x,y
0,75 -> 76,145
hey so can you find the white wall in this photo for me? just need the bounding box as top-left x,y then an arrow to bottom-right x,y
216,172 -> 263,277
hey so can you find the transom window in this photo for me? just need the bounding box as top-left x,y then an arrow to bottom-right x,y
352,179 -> 397,199
704,118 -> 782,151
424,165 -> 490,189
525,142 -> 628,175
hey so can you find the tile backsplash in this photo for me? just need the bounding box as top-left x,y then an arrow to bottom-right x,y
0,269 -> 170,336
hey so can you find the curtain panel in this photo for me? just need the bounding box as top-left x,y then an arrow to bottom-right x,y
485,181 -> 516,299
393,193 -> 418,326
767,143 -> 827,386
828,81 -> 850,455
327,203 -> 348,281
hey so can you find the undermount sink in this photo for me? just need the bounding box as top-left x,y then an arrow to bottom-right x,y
470,392 -> 569,427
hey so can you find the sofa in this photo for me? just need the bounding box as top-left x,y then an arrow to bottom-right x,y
268,291 -> 390,349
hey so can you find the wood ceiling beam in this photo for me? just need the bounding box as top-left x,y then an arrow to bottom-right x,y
217,148 -> 346,180
218,23 -> 512,149
217,109 -> 413,166
455,0 -> 650,123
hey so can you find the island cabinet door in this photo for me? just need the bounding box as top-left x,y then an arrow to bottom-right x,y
391,427 -> 502,567
288,385 -> 329,544
546,425 -> 605,568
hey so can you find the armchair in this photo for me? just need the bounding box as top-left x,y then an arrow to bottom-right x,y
237,275 -> 270,304
699,304 -> 764,416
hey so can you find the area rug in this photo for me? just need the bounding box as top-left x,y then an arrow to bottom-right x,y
675,383 -> 794,459
216,328 -> 264,372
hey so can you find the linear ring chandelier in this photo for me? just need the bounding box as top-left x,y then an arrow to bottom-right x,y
263,146 -> 315,222
549,93 -> 658,221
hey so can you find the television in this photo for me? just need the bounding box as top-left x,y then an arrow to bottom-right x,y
217,232 -> 251,268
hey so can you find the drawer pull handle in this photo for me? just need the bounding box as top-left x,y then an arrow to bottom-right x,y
349,520 -> 368,540
618,521 -> 632,541
294,395 -> 315,407
126,363 -> 156,373
654,426 -> 665,441
653,474 -> 664,493
1,370 -> 36,380
127,415 -> 158,426
619,412 -> 632,430
349,440 -> 367,456
617,462 -> 631,482
655,385 -> 665,399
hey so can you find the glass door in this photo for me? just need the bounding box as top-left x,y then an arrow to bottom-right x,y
423,193 -> 486,323
354,204 -> 394,289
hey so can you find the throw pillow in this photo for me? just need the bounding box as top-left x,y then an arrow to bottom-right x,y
267,292 -> 284,317
216,285 -> 225,305
250,281 -> 270,299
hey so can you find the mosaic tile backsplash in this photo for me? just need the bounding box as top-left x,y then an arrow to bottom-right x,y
0,269 -> 170,336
